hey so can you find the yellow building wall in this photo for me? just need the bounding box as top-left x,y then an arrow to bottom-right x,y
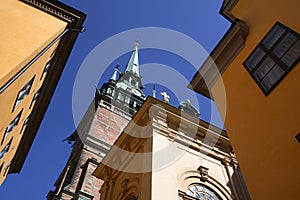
0,0 -> 66,83
0,0 -> 67,184
212,0 -> 300,199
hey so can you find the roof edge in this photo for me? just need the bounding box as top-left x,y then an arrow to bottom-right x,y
189,0 -> 248,99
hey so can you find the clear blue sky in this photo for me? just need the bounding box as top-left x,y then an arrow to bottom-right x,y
0,0 -> 230,199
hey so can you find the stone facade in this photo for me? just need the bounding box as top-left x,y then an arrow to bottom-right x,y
94,97 -> 250,200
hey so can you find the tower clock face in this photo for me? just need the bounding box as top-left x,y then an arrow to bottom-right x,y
132,88 -> 141,96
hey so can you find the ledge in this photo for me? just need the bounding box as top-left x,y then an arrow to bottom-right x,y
189,19 -> 248,99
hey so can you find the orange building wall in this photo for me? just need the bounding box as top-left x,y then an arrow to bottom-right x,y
0,0 -> 67,185
0,0 -> 66,83
212,0 -> 300,199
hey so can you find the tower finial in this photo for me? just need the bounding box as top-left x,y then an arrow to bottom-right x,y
135,40 -> 139,48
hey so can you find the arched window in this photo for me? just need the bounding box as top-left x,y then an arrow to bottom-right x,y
126,195 -> 137,200
186,184 -> 220,200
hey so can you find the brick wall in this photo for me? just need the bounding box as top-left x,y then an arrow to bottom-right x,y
47,100 -> 129,200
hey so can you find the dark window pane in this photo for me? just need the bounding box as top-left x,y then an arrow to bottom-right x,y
282,39 -> 300,67
15,78 -> 34,107
29,89 -> 40,109
3,111 -> 22,143
245,47 -> 266,71
254,56 -> 276,80
261,65 -> 285,92
44,60 -> 51,73
41,58 -> 52,79
244,22 -> 299,95
273,33 -> 297,58
263,25 -> 285,49
3,140 -> 12,152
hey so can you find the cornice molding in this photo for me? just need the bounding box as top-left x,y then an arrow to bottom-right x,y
189,0 -> 249,99
20,0 -> 83,24
220,0 -> 239,22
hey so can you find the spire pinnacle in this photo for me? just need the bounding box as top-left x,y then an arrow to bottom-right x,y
110,64 -> 119,81
125,42 -> 140,76
152,84 -> 156,98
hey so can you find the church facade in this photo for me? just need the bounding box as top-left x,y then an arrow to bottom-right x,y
93,97 -> 250,200
48,44 -> 249,199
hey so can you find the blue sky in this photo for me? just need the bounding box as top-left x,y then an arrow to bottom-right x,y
0,0 -> 230,199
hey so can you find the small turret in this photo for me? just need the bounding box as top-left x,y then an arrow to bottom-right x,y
110,64 -> 120,82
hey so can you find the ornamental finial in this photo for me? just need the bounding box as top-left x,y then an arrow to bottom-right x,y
135,40 -> 139,48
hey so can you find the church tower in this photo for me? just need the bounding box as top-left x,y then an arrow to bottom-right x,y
47,43 -> 145,200
97,42 -> 145,117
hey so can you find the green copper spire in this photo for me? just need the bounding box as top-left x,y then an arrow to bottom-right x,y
125,41 -> 140,76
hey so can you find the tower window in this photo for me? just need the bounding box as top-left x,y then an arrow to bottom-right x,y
2,110 -> 22,144
244,22 -> 300,95
13,77 -> 34,109
107,87 -> 113,96
125,96 -> 130,104
117,92 -> 125,102
131,79 -> 136,86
